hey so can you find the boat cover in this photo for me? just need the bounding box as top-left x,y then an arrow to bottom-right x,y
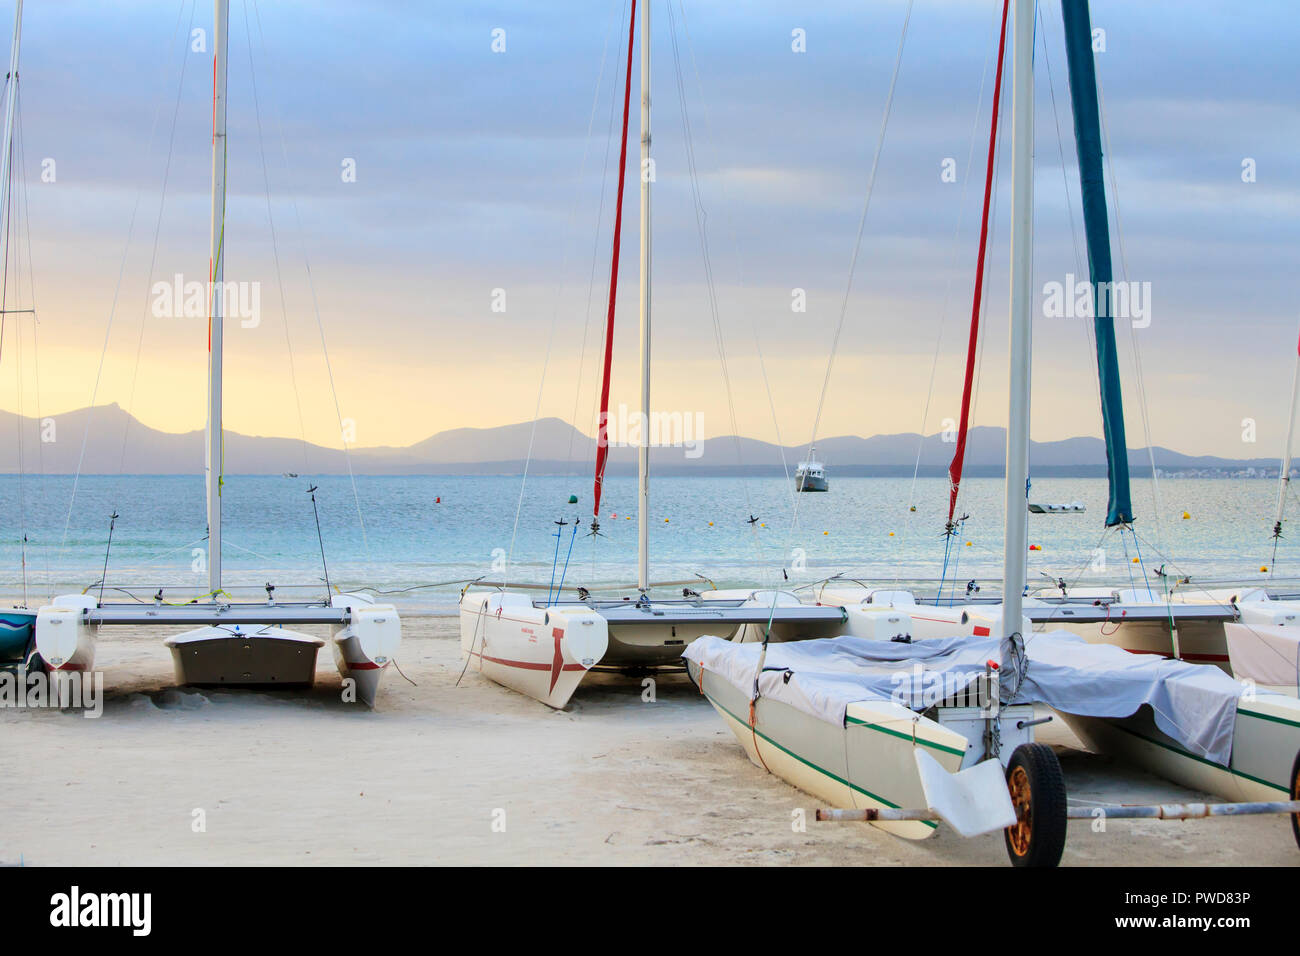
683,630 -> 1247,766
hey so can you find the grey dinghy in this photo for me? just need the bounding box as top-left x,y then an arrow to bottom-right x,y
684,630 -> 1300,862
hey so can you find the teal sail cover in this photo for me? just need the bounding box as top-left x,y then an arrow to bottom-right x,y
1062,0 -> 1133,526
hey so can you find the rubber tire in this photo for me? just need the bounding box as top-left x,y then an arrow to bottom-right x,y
1290,750 -> 1300,852
22,638 -> 46,676
1003,742 -> 1068,868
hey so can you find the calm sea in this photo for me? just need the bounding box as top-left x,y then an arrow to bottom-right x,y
0,474 -> 1293,611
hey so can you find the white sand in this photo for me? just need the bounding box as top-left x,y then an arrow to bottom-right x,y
1,617 -> 1295,866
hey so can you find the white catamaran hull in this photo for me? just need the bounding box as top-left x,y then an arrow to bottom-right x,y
687,654 -> 1033,840
329,594 -> 401,707
1060,693 -> 1300,803
35,594 -> 98,677
460,590 -> 609,709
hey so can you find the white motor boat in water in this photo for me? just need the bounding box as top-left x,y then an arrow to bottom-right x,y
794,455 -> 828,493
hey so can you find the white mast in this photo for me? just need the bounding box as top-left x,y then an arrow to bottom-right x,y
637,0 -> 651,592
1273,331 -> 1300,541
0,0 -> 22,270
1001,0 -> 1033,666
206,0 -> 229,594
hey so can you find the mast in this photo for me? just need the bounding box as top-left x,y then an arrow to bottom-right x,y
0,0 -> 21,272
1273,326 -> 1300,542
1,2 -> 21,605
636,0 -> 650,591
1001,0 -> 1033,665
207,0 -> 229,594
590,0 -> 637,535
1061,0 -> 1132,527
947,0 -> 1009,531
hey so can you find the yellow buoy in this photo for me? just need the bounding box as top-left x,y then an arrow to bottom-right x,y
1261,566 -> 1269,573
664,518 -> 669,523
1132,557 -> 1140,564
965,541 -> 972,547
1182,511 -> 1190,519
888,532 -> 895,537
708,521 -> 714,527
823,530 -> 829,535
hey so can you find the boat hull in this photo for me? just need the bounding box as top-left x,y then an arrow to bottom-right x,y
1059,693 -> 1300,803
795,474 -> 828,492
687,656 -> 975,840
460,590 -> 609,708
163,626 -> 325,688
0,610 -> 36,666
329,594 -> 401,707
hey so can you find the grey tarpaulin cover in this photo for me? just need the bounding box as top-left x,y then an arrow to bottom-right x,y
683,630 -> 1246,766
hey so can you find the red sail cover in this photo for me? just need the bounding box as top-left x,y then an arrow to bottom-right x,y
948,0 -> 1010,528
592,0 -> 637,527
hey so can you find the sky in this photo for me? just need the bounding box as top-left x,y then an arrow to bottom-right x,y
0,0 -> 1296,460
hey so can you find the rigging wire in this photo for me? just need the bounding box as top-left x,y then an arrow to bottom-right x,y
240,0 -> 311,477
500,0 -> 628,590
249,0 -> 370,552
1095,62 -> 1168,558
789,0 -> 914,547
894,0 -> 1004,591
62,0 -> 194,548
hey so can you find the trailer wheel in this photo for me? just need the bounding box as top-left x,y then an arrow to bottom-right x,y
1003,742 -> 1067,868
22,639 -> 46,676
1290,751 -> 1300,851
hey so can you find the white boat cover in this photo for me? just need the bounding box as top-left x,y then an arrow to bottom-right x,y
1224,623 -> 1300,686
683,629 -> 1247,766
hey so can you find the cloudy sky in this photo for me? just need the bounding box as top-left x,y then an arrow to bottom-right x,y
0,0 -> 1296,459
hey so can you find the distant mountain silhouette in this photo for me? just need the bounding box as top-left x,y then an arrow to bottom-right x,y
0,404 -> 1282,477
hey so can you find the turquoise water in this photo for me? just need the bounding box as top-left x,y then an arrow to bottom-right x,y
0,474 -> 1293,610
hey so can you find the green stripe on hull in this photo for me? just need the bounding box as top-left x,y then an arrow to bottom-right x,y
1238,708 -> 1300,731
1111,722 -> 1288,794
705,690 -> 939,830
845,714 -> 967,757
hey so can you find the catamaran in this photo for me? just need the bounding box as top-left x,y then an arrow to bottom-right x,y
458,0 -> 841,708
35,0 -> 400,707
686,0 -> 1300,865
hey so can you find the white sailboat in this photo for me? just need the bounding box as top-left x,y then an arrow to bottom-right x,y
459,0 -> 840,708
686,0 -> 1300,864
35,0 -> 400,707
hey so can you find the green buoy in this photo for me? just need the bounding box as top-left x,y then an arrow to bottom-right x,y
568,494 -> 579,504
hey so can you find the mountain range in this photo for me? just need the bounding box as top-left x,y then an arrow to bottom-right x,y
0,404 -> 1282,477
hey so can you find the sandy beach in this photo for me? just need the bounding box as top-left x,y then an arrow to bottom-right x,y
1,616 -> 1294,867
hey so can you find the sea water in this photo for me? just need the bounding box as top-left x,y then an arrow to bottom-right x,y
0,474 -> 1292,611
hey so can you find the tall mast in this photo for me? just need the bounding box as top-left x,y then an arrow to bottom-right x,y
207,0 -> 229,594
636,0 -> 651,591
1001,0 -> 1033,664
0,0 -> 23,289
1273,327 -> 1300,542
